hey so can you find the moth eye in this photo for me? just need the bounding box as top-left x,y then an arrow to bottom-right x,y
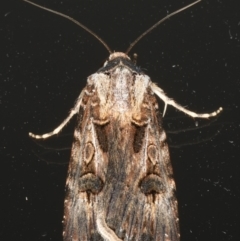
147,144 -> 158,165
140,174 -> 165,194
79,173 -> 103,194
84,142 -> 95,165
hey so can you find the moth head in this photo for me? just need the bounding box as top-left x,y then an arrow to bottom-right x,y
108,52 -> 130,61
102,52 -> 131,67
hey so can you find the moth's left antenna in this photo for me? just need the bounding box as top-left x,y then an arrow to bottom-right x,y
125,0 -> 201,54
23,0 -> 112,54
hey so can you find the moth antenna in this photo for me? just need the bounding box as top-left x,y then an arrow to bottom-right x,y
23,0 -> 112,54
125,0 -> 201,54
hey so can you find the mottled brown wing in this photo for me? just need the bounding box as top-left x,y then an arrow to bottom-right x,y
63,71 -> 179,240
63,82 -> 106,240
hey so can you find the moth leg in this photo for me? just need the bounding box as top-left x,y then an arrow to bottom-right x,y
163,102 -> 168,117
150,82 -> 223,118
29,90 -> 85,139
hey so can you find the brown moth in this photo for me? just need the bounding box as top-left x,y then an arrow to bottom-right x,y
25,0 -> 222,240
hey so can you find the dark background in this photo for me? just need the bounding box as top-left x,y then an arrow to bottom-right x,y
1,0 -> 239,240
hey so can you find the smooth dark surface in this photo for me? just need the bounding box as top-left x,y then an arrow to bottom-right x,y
1,0 -> 239,240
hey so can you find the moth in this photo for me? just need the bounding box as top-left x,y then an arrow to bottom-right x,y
25,0 -> 222,240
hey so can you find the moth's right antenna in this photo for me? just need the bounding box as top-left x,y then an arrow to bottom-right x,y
23,0 -> 112,54
125,0 -> 201,54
